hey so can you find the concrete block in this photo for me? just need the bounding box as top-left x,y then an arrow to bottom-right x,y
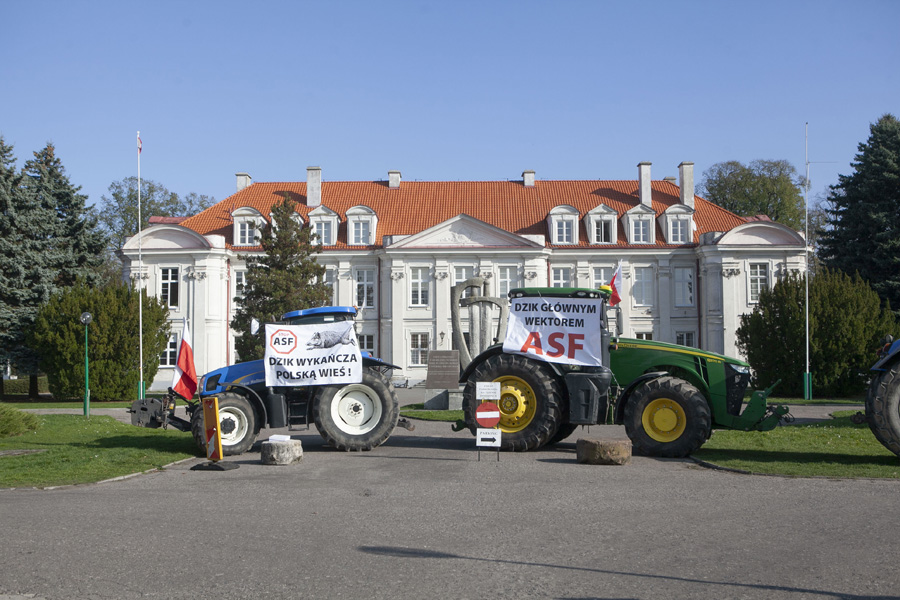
261,439 -> 304,465
576,438 -> 632,465
424,388 -> 464,410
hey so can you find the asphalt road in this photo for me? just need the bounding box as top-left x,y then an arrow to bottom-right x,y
2,399 -> 898,600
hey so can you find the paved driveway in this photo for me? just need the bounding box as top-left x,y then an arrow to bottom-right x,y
2,402 -> 898,600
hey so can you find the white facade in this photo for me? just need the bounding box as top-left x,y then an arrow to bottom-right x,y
121,165 -> 807,391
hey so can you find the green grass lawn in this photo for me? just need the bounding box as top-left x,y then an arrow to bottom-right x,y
694,411 -> 900,478
0,414 -> 199,488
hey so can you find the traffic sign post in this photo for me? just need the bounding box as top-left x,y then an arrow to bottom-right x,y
475,390 -> 502,461
190,396 -> 239,471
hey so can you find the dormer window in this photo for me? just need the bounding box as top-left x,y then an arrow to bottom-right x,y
267,211 -> 303,236
346,205 -> 378,246
232,207 -> 265,247
624,205 -> 656,245
309,205 -> 339,246
584,205 -> 618,245
548,205 -> 579,245
633,220 -> 650,243
659,205 -> 695,245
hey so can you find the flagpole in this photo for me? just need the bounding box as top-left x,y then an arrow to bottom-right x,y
804,123 -> 811,401
137,131 -> 144,399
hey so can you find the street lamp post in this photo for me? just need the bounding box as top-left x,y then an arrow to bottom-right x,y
80,312 -> 92,417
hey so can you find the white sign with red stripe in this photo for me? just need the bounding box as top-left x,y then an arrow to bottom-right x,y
475,402 -> 502,428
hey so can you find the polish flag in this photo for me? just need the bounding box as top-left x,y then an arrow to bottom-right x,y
137,132 -> 142,154
608,264 -> 622,307
171,318 -> 198,400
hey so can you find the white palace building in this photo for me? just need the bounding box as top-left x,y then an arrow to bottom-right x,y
121,162 -> 807,392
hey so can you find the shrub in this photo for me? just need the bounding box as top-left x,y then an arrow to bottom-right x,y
0,403 -> 40,437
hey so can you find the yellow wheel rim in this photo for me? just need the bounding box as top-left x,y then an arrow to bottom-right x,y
642,398 -> 687,443
494,375 -> 537,433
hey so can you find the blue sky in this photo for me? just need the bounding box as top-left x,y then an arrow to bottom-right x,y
3,0 -> 898,213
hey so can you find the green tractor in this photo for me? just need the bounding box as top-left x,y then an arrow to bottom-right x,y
459,286 -> 789,457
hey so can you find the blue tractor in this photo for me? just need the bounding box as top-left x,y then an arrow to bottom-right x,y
864,335 -> 900,457
131,306 -> 412,455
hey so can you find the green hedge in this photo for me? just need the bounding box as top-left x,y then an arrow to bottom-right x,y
3,376 -> 50,396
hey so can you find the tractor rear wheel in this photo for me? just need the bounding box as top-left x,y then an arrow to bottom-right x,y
463,353 -> 563,451
865,366 -> 900,456
190,393 -> 259,456
624,376 -> 710,458
313,370 -> 400,451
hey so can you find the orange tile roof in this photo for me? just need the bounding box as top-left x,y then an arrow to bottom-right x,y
179,179 -> 747,250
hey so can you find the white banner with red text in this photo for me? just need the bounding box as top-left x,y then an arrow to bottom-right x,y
264,322 -> 362,387
502,297 -> 604,366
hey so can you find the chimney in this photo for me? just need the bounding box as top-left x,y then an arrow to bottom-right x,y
638,162 -> 652,207
307,166 -> 322,207
678,161 -> 695,208
388,170 -> 401,189
236,172 -> 252,192
523,170 -> 535,187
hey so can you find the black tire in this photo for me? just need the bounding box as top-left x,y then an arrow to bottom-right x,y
463,353 -> 564,451
548,423 -> 579,445
865,366 -> 900,456
313,370 -> 400,451
624,376 -> 711,458
190,393 -> 260,456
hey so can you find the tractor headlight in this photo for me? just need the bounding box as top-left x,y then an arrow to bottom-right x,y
729,364 -> 750,375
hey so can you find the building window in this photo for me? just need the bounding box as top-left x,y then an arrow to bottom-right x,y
454,266 -> 475,298
410,333 -> 429,366
676,331 -> 695,347
670,219 -> 688,244
556,220 -> 573,244
633,267 -> 654,306
314,221 -> 333,246
674,267 -> 694,307
234,271 -> 247,308
352,220 -> 371,245
498,266 -> 519,297
237,221 -> 258,245
635,332 -> 653,340
356,269 -> 375,308
593,266 -> 613,289
749,263 -> 769,303
594,219 -> 613,244
160,334 -> 177,366
552,267 -> 572,288
410,267 -> 430,307
359,334 -> 375,353
632,219 -> 650,244
324,269 -> 335,304
160,268 -> 180,308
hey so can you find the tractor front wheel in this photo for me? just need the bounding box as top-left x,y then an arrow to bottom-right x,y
313,370 -> 400,451
865,367 -> 900,456
463,353 -> 564,451
624,376 -> 710,458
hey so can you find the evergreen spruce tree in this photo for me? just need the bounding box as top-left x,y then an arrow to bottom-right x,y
22,143 -> 107,288
232,194 -> 331,361
29,281 -> 170,401
0,137 -> 21,397
0,142 -> 109,397
819,114 -> 900,312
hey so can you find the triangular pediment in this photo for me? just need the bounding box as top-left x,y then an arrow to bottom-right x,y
387,214 -> 543,249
